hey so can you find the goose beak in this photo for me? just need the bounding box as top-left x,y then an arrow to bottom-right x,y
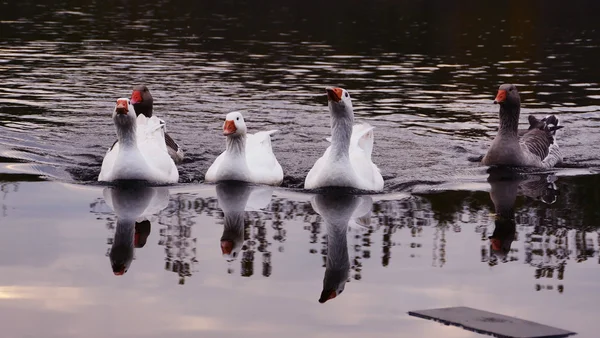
131,90 -> 143,104
114,268 -> 126,276
494,89 -> 507,104
116,99 -> 129,115
319,289 -> 337,303
223,120 -> 237,136
221,240 -> 234,255
326,87 -> 343,102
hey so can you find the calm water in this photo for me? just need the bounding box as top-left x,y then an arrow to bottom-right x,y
2,0 -> 600,337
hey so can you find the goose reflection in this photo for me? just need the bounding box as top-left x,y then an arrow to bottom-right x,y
215,182 -> 274,261
310,192 -> 373,303
103,184 -> 170,275
487,169 -> 558,259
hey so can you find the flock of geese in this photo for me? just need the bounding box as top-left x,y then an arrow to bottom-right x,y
98,83 -> 564,190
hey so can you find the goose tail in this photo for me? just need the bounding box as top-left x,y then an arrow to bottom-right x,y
542,115 -> 564,136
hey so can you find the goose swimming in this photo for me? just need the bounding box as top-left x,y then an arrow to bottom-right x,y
98,98 -> 179,184
482,84 -> 563,168
304,87 -> 384,191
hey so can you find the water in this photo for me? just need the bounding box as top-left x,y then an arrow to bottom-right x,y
1,0 -> 600,337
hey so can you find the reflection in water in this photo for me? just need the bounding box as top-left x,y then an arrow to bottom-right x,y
485,170 -> 558,261
101,184 -> 169,275
215,182 -> 274,263
1,183 -> 19,217
480,170 -> 582,293
156,193 -> 199,285
84,173 -> 600,291
310,192 -> 373,303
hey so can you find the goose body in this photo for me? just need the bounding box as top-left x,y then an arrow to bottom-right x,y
205,111 -> 283,186
482,84 -> 563,169
304,87 -> 384,191
98,98 -> 179,184
110,85 -> 184,164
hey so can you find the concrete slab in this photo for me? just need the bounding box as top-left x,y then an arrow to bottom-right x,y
408,306 -> 576,338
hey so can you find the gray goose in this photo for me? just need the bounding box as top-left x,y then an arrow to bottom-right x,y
111,85 -> 184,164
482,84 -> 563,168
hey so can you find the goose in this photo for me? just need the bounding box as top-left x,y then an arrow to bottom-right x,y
129,85 -> 184,164
215,182 -> 274,261
103,184 -> 170,275
205,111 -> 283,186
304,87 -> 384,191
98,98 -> 179,184
482,84 -> 563,168
310,192 -> 373,303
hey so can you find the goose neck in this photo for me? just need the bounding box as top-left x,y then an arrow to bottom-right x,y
498,105 -> 520,137
330,115 -> 353,159
225,134 -> 246,157
117,124 -> 137,148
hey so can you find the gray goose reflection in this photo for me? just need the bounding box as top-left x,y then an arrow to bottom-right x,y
310,192 -> 373,303
215,182 -> 274,261
487,169 -> 558,259
103,184 -> 170,275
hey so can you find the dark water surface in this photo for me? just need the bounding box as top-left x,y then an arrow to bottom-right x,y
2,0 -> 600,337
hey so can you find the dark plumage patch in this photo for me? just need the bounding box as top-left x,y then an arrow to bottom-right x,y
109,139 -> 118,151
164,133 -> 179,152
521,129 -> 553,161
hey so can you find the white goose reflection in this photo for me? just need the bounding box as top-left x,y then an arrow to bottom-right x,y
102,184 -> 170,275
487,169 -> 558,259
215,182 -> 274,261
310,192 -> 373,303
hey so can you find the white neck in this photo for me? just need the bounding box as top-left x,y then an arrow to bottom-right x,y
330,107 -> 354,161
116,122 -> 138,149
218,134 -> 251,181
112,120 -> 154,181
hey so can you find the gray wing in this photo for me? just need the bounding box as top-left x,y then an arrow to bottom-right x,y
519,129 -> 553,162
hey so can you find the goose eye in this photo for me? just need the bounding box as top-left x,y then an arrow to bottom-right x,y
236,117 -> 239,121
345,93 -> 349,97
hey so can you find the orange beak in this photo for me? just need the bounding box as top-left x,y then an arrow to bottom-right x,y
223,120 -> 237,136
114,268 -> 126,276
116,99 -> 128,115
494,89 -> 507,104
131,90 -> 143,104
326,87 -> 343,102
221,240 -> 234,255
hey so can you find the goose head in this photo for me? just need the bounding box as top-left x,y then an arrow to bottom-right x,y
110,240 -> 134,276
113,98 -> 137,129
222,111 -> 248,137
494,83 -> 521,108
130,85 -> 153,117
326,87 -> 354,117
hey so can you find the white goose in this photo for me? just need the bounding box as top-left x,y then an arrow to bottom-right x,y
205,111 -> 283,186
304,87 -> 384,191
98,98 -> 179,184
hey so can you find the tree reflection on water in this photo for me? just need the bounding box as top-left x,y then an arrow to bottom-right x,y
89,173 -> 600,293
